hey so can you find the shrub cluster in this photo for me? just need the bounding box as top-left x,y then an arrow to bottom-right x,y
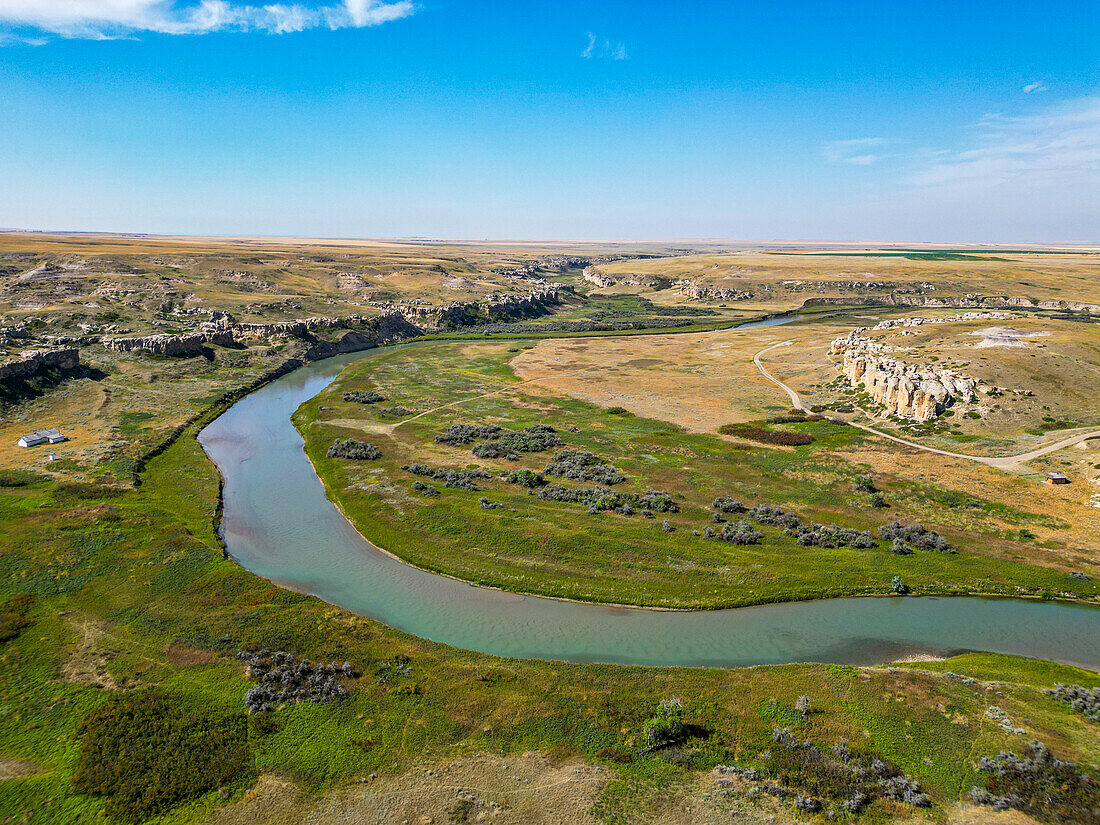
1043,683 -> 1100,722
853,475 -> 877,493
970,740 -> 1099,822
326,439 -> 381,460
765,728 -> 931,815
377,406 -> 416,417
880,522 -> 953,554
748,504 -> 802,529
72,690 -> 250,823
717,520 -> 762,545
536,484 -> 679,514
712,496 -> 747,514
543,449 -> 625,485
507,468 -> 546,488
402,464 -> 491,491
470,425 -> 562,460
343,389 -> 386,403
411,480 -> 440,496
718,423 -> 815,446
238,649 -> 357,712
375,655 -> 413,685
642,697 -> 686,750
0,594 -> 35,643
786,523 -> 876,549
435,423 -> 503,445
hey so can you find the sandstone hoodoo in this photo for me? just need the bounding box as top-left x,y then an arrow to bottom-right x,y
829,331 -> 977,421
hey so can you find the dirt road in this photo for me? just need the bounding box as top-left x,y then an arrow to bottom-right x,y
753,341 -> 1100,471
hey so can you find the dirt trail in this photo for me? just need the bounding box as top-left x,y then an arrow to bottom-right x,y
754,341 -> 1100,472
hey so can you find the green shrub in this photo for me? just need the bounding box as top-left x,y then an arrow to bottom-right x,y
0,594 -> 35,642
0,469 -> 49,487
73,690 -> 251,822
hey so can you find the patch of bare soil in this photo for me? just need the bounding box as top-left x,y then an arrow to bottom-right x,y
207,753 -> 606,825
946,802 -> 1044,825
164,642 -> 218,668
206,754 -> 817,825
60,615 -> 116,689
0,759 -> 38,781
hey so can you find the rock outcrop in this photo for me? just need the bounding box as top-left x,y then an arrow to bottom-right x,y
374,286 -> 568,330
829,331 -> 977,421
104,329 -> 235,356
0,348 -> 80,384
101,286 -> 565,358
805,294 -> 1100,315
871,311 -> 1014,330
672,279 -> 753,302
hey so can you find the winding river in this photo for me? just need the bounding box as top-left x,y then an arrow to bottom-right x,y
198,329 -> 1100,671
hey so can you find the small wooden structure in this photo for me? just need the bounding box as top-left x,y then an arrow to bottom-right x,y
1046,472 -> 1070,485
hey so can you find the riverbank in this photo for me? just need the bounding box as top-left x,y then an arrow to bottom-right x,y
286,338 -> 1096,613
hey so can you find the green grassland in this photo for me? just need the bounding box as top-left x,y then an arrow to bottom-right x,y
296,341 -> 1095,610
0,425 -> 1098,823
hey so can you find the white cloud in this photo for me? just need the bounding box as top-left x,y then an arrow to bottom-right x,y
1022,82 -> 1048,94
581,30 -> 595,58
0,0 -> 414,40
908,96 -> 1100,189
581,31 -> 627,60
824,137 -> 886,165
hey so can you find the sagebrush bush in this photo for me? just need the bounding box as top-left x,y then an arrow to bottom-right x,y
326,439 -> 381,460
343,389 -> 386,404
718,520 -> 761,545
543,449 -> 625,485
712,496 -> 747,514
880,522 -> 953,554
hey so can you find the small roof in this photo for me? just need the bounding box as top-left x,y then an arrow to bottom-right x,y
1047,472 -> 1069,479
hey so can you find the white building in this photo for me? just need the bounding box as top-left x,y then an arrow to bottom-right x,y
17,428 -> 66,448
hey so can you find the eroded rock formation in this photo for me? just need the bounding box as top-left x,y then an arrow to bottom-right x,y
829,331 -> 976,421
806,294 -> 1100,315
104,329 -> 235,356
0,347 -> 80,384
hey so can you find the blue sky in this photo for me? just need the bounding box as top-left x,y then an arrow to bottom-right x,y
1,0 -> 1098,242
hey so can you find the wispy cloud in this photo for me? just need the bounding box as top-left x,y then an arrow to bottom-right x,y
908,96 -> 1100,189
581,31 -> 627,60
0,0 -> 414,41
824,137 -> 886,165
1022,81 -> 1048,94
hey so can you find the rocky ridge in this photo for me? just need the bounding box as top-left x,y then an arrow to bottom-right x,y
101,287 -> 566,356
806,294 -> 1100,315
672,279 -> 753,302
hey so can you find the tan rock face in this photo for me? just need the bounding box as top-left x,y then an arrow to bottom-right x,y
829,331 -> 976,421
0,347 -> 80,381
